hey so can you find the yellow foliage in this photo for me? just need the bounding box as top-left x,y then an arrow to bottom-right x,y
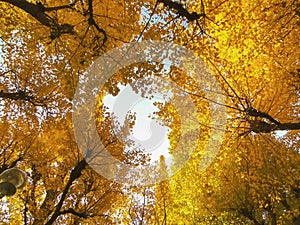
0,0 -> 299,224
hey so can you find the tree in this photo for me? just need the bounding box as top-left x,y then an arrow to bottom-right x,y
0,0 -> 299,224
141,0 -> 300,224
0,0 -> 142,224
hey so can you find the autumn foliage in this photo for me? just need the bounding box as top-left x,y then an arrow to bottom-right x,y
0,0 -> 299,224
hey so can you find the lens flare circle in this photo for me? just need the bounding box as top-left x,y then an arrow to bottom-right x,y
72,40 -> 226,186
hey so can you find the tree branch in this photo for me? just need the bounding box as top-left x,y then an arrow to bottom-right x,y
1,0 -> 53,26
87,0 -> 107,46
59,208 -> 88,218
245,106 -> 300,133
0,90 -> 47,106
0,90 -> 28,101
0,0 -> 74,39
246,107 -> 280,125
45,159 -> 87,225
44,2 -> 77,12
158,0 -> 205,22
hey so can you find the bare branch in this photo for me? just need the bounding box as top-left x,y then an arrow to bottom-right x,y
45,159 -> 87,225
158,0 -> 205,22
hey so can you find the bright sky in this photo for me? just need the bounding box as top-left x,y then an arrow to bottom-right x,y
103,83 -> 174,166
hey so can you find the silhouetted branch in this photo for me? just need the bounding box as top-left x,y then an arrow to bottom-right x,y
246,107 -> 280,125
59,208 -> 106,218
0,0 -> 74,39
45,159 -> 87,225
158,0 -> 205,22
0,90 -> 47,106
87,0 -> 107,46
246,106 -> 300,133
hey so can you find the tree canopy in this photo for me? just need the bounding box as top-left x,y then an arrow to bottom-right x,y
0,0 -> 299,224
